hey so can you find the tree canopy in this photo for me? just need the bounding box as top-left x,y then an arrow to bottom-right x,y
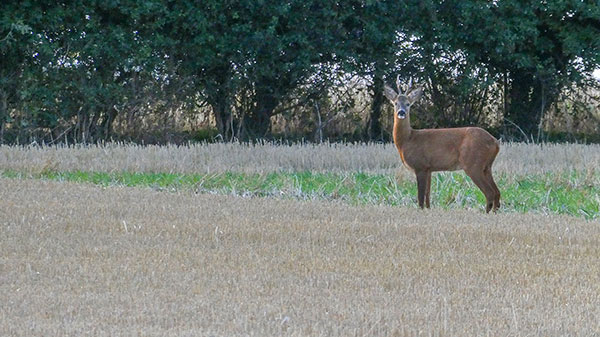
1,0 -> 599,143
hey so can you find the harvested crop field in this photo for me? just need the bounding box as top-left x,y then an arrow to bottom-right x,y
2,142 -> 600,175
1,178 -> 599,336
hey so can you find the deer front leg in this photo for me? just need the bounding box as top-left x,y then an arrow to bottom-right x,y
416,171 -> 430,209
425,171 -> 432,208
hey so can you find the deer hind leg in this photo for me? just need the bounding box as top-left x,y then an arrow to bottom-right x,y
484,165 -> 500,211
464,167 -> 495,213
486,143 -> 501,212
416,171 -> 431,209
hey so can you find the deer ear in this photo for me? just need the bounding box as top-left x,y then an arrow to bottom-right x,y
384,85 -> 398,102
408,86 -> 423,105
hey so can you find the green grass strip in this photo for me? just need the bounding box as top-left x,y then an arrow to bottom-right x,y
2,169 -> 599,220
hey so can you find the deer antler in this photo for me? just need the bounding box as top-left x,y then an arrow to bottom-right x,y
396,75 -> 416,94
396,74 -> 403,95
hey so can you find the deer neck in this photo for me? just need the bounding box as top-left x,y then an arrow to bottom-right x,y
392,115 -> 412,150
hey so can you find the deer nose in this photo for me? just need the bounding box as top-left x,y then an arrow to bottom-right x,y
397,109 -> 407,119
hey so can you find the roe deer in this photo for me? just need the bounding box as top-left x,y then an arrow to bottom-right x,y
384,76 -> 500,212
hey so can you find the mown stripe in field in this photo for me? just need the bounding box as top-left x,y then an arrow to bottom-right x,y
1,169 -> 598,219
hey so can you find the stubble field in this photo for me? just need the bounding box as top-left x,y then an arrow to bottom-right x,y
1,142 -> 599,218
1,142 -> 600,336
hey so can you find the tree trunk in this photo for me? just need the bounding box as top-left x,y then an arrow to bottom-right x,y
365,72 -> 385,141
243,90 -> 278,140
0,89 -> 7,143
213,95 -> 233,141
100,106 -> 118,141
206,63 -> 234,141
506,72 -> 557,141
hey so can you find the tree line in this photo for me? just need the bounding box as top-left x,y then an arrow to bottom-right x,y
1,0 -> 599,144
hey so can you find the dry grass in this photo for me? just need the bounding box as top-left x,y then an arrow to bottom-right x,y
1,142 -> 599,177
1,178 -> 599,336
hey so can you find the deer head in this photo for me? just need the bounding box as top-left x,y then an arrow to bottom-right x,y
384,75 -> 423,120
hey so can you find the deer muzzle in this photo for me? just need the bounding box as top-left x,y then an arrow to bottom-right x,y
397,109 -> 407,119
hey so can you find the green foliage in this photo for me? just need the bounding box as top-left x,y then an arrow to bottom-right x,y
0,1 -> 167,143
149,1 -> 348,140
406,0 -> 600,138
1,0 -> 599,143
